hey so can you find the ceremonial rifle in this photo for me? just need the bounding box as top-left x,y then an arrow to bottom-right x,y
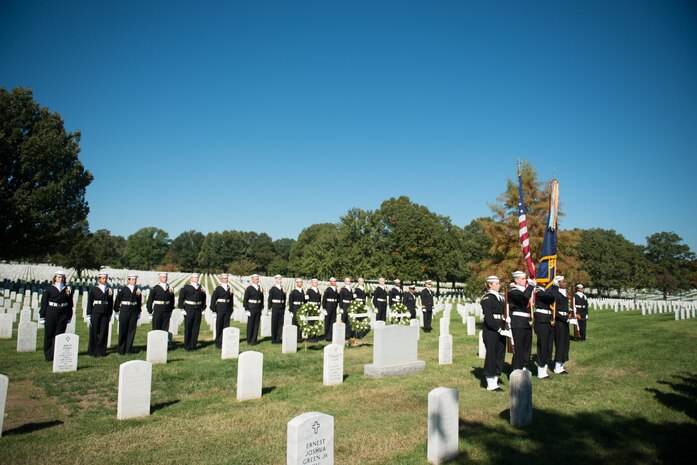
569,287 -> 581,340
504,286 -> 514,354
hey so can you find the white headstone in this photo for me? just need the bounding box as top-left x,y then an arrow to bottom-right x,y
52,333 -> 79,373
364,324 -> 425,378
478,330 -> 486,359
66,314 -> 76,334
146,330 -> 168,364
237,351 -> 263,401
287,411 -> 334,465
332,322 -> 345,345
283,311 -> 293,327
16,321 -> 37,352
107,317 -> 114,348
261,313 -> 272,338
282,325 -> 298,354
19,308 -> 31,324
117,360 -> 152,420
438,334 -> 453,365
410,318 -> 420,340
510,369 -> 533,428
439,317 -> 449,335
466,316 -> 475,336
427,387 -> 459,464
0,374 -> 7,437
222,327 -> 240,359
0,314 -> 12,339
373,320 -> 386,329
323,344 -> 344,386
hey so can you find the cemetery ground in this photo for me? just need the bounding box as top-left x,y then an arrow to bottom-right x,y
1,308 -> 695,465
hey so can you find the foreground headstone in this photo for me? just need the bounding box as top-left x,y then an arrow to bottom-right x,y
237,351 -> 263,401
53,333 -> 79,373
510,369 -> 533,427
410,319 -> 420,340
16,321 -> 37,352
0,374 -> 7,438
222,327 -> 240,359
332,322 -> 345,345
428,387 -> 459,464
478,330 -> 486,359
146,330 -> 168,364
438,334 -> 453,365
439,317 -> 449,335
323,344 -> 344,386
287,411 -> 334,465
0,314 -> 12,339
261,313 -> 272,338
364,325 -> 425,378
117,360 -> 152,420
282,325 -> 298,354
19,308 -> 31,324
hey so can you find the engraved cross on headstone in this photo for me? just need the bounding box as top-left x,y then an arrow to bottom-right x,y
312,421 -> 320,434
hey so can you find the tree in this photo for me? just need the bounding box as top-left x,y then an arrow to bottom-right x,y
288,223 -> 340,277
268,238 -> 296,275
121,227 -> 170,270
579,229 -> 638,296
335,208 -> 383,278
169,230 -> 205,271
54,223 -> 100,279
645,232 -> 696,299
0,87 -> 93,259
91,229 -> 125,267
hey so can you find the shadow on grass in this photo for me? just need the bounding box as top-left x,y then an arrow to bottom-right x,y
3,420 -> 64,436
151,399 -> 180,414
452,407 -> 697,465
647,372 -> 697,421
262,386 -> 276,395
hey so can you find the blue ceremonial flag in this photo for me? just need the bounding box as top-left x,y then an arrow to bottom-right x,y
536,179 -> 559,288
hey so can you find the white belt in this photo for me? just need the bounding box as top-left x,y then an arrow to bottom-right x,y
272,299 -> 284,303
216,299 -> 230,303
153,300 -> 167,305
376,298 -> 386,302
49,302 -> 69,308
293,301 -> 303,305
184,300 -> 201,306
535,309 -> 552,315
248,299 -> 261,304
493,314 -> 503,320
326,299 -> 337,302
512,311 -> 531,318
93,300 -> 104,305
120,301 -> 136,306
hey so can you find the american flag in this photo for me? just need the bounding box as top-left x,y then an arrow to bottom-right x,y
518,168 -> 536,277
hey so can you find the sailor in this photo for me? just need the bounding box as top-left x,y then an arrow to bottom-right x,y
178,273 -> 206,351
574,284 -> 589,340
243,274 -> 264,345
389,279 -> 403,307
550,275 -> 574,374
115,273 -> 142,355
353,278 -> 367,304
322,277 -> 339,341
404,284 -> 417,319
288,278 -> 305,341
268,274 -> 286,344
339,277 -> 353,331
39,270 -> 74,361
533,282 -> 556,379
210,273 -> 234,349
507,271 -> 535,370
420,280 -> 434,332
147,272 -> 175,331
306,278 -> 322,306
481,276 -> 512,390
372,278 -> 388,321
87,271 -> 113,357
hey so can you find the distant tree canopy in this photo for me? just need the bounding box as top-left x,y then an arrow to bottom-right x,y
645,231 -> 696,299
0,87 -> 93,259
122,227 -> 170,270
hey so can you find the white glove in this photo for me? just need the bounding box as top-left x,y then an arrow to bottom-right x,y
500,329 -> 513,338
86,315 -> 91,326
39,318 -> 45,325
115,313 -> 119,321
569,318 -> 579,327
246,311 -> 251,317
527,278 -> 536,286
182,310 -> 187,316
505,316 -> 511,324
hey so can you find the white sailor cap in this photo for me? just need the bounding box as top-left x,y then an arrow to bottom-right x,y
311,278 -> 319,283
97,272 -> 109,277
295,278 -> 303,283
485,275 -> 500,283
394,279 -> 401,284
274,274 -> 282,279
127,273 -> 138,279
409,284 -> 416,289
511,271 -> 526,279
576,284 -> 584,289
251,274 -> 260,279
425,280 -> 432,285
220,273 -> 229,279
158,272 -> 168,278
553,275 -> 565,283
54,270 -> 66,276
329,277 -> 337,281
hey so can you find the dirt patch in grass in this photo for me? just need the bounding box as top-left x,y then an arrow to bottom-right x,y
4,380 -> 67,431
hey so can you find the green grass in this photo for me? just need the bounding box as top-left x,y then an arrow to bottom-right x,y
1,307 -> 695,464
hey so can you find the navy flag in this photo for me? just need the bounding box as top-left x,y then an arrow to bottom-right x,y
536,178 -> 559,288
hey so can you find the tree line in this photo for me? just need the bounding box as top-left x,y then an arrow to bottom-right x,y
2,87 -> 696,298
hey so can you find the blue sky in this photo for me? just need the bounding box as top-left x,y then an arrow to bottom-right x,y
2,0 -> 696,251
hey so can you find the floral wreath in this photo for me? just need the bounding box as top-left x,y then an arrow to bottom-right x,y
389,302 -> 411,325
347,300 -> 371,333
296,302 -> 324,338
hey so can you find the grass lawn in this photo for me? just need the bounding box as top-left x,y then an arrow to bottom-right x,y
1,306 -> 695,464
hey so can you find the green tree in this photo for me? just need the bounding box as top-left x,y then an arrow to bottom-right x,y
0,87 -> 93,259
268,238 -> 296,275
170,230 -> 205,271
121,227 -> 170,270
335,208 -> 383,278
55,223 -> 100,279
579,229 -> 638,296
645,231 -> 696,299
91,229 -> 125,267
288,223 -> 340,277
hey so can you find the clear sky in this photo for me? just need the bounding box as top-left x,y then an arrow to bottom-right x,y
2,0 -> 696,251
